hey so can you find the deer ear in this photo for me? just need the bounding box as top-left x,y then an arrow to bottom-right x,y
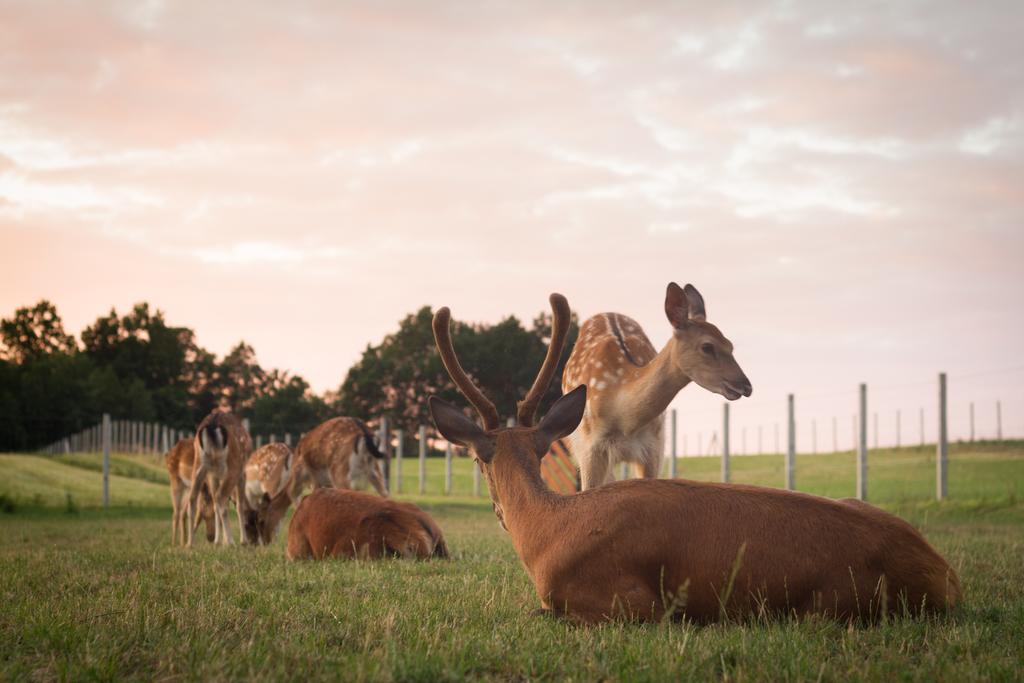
534,385 -> 586,456
429,396 -> 496,463
683,284 -> 706,322
665,282 -> 689,328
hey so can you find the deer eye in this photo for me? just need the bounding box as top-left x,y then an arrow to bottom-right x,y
700,342 -> 716,357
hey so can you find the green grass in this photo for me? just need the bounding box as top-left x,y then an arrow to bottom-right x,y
0,444 -> 1022,680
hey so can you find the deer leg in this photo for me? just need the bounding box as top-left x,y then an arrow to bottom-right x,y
170,482 -> 182,545
579,449 -> 611,490
313,468 -> 334,489
235,478 -> 249,545
186,466 -> 207,548
217,486 -> 234,547
369,464 -> 389,497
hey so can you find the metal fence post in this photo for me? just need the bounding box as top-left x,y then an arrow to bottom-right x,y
102,414 -> 111,507
394,429 -> 404,495
937,373 -> 948,500
969,401 -> 975,443
786,394 -> 795,490
418,425 -> 427,495
378,416 -> 390,492
857,383 -> 868,501
722,403 -> 730,483
997,400 -> 1002,441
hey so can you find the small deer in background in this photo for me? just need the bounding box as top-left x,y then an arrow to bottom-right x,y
563,283 -> 751,489
165,437 -> 216,545
242,442 -> 293,545
430,293 -> 959,624
188,409 -> 254,546
254,417 -> 386,544
285,488 -> 448,561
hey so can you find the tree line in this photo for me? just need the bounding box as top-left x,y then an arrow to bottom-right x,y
0,300 -> 577,451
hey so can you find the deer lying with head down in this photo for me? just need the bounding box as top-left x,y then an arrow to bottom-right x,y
429,294 -> 960,624
563,283 -> 751,489
253,417 -> 387,544
165,437 -> 216,545
285,488 -> 448,560
188,409 -> 254,546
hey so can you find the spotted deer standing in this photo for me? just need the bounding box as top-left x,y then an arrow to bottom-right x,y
430,293 -> 960,624
188,409 -> 254,546
254,417 -> 386,544
562,283 -> 752,489
165,437 -> 216,545
242,442 -> 293,545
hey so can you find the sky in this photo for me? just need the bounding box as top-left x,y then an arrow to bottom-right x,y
1,1 -> 1023,449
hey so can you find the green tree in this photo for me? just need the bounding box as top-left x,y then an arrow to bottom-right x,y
0,300 -> 77,363
250,375 -> 328,439
334,305 -> 579,436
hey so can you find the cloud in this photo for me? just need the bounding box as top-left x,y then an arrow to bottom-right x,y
188,241 -> 351,266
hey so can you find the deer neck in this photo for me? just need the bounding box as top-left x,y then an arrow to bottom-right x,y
264,487 -> 294,529
491,452 -> 563,563
616,341 -> 690,434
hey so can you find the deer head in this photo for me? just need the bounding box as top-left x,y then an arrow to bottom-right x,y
664,282 -> 752,400
429,294 -> 584,531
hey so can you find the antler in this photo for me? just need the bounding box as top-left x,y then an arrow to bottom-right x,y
432,306 -> 501,430
516,293 -> 571,427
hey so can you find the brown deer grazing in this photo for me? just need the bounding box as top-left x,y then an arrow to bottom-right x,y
165,437 -> 216,545
253,417 -> 386,544
562,283 -> 752,489
430,294 -> 960,624
285,488 -> 448,560
242,442 -> 293,544
188,409 -> 254,546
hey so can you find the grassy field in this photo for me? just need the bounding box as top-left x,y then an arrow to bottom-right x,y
1,443 -> 1022,681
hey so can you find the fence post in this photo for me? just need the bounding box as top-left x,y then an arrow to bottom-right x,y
969,401 -> 975,443
379,417 -> 390,492
394,429 -> 403,494
786,394 -> 795,490
669,409 -> 677,478
997,400 -> 1002,441
255,434 -> 263,449
445,442 -> 453,495
857,383 -> 868,501
937,373 -> 948,500
418,425 -> 427,495
721,403 -> 730,483
102,413 -> 111,507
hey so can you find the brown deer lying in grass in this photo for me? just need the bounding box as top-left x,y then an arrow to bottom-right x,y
429,294 -> 961,624
253,417 -> 386,544
242,442 -> 293,545
563,283 -> 751,489
285,488 -> 448,560
188,409 -> 254,546
165,438 -> 216,545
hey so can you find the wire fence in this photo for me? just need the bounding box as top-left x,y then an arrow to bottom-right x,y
32,369 -> 1021,507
